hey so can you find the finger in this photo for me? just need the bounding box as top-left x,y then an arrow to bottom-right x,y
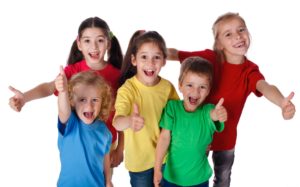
8,86 -> 20,95
133,103 -> 139,115
282,92 -> 295,108
59,65 -> 65,75
215,98 -> 224,109
285,92 -> 294,102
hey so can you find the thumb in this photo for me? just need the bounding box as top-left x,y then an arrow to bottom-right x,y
133,103 -> 139,115
8,86 -> 22,97
59,65 -> 65,76
282,92 -> 294,106
215,98 -> 224,109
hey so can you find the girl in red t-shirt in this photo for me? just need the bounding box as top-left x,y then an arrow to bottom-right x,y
167,12 -> 296,187
8,17 -> 124,177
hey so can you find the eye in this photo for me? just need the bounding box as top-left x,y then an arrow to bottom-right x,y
92,98 -> 100,103
140,55 -> 147,60
83,39 -> 90,44
154,55 -> 162,61
98,38 -> 105,43
239,27 -> 247,33
80,98 -> 87,102
224,32 -> 232,38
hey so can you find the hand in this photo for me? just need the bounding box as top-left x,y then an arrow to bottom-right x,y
153,169 -> 162,187
281,92 -> 296,120
105,181 -> 113,187
130,103 -> 144,131
211,98 -> 227,122
55,66 -> 68,93
110,148 -> 124,168
8,86 -> 25,112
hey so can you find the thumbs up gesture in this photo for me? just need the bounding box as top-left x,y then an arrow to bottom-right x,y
130,103 -> 145,132
281,92 -> 296,120
55,66 -> 68,93
8,86 -> 25,112
211,98 -> 227,122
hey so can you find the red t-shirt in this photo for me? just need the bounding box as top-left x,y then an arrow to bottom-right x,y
55,60 -> 120,143
178,49 -> 265,150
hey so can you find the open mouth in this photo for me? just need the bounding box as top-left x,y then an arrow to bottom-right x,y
144,69 -> 155,76
89,52 -> 100,59
83,112 -> 94,119
188,97 -> 198,105
234,41 -> 245,48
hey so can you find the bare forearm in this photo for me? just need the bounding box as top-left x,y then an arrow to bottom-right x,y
23,81 -> 55,103
58,92 -> 71,124
104,154 -> 112,184
167,48 -> 179,61
155,130 -> 170,171
257,80 -> 284,107
113,116 -> 131,131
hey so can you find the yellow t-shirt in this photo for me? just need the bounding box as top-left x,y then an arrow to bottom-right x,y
115,76 -> 179,172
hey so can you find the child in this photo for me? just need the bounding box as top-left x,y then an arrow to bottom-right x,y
113,31 -> 179,187
55,69 -> 113,187
167,12 -> 296,187
154,57 -> 227,187
8,17 -> 124,168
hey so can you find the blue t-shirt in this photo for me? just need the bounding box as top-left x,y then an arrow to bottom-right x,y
57,111 -> 112,187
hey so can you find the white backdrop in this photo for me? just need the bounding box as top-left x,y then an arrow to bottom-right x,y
0,0 -> 299,187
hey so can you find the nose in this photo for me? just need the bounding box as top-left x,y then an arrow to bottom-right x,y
85,100 -> 94,109
92,41 -> 99,49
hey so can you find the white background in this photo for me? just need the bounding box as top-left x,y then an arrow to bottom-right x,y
0,0 -> 299,187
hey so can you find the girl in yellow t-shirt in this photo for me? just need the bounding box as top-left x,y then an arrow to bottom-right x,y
113,31 -> 179,187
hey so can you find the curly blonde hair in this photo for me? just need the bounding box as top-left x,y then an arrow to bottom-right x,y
68,71 -> 112,121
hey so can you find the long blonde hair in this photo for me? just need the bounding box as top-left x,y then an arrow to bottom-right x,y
212,12 -> 248,63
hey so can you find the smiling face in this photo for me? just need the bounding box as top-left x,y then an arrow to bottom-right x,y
131,42 -> 166,86
71,83 -> 102,124
77,27 -> 110,69
216,17 -> 250,63
179,72 -> 211,112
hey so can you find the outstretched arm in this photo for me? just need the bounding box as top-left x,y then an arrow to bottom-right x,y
113,103 -> 144,131
9,81 -> 55,112
167,48 -> 179,61
154,129 -> 171,187
55,66 -> 71,124
256,80 -> 295,120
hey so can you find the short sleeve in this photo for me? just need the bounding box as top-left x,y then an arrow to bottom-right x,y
159,101 -> 175,130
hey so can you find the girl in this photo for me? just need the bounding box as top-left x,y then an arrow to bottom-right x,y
8,17 -> 124,168
113,31 -> 179,187
55,69 -> 113,187
167,12 -> 296,187
154,57 -> 227,187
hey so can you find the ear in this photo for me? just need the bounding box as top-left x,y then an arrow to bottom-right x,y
178,82 -> 183,93
162,59 -> 166,67
76,37 -> 82,51
131,54 -> 137,66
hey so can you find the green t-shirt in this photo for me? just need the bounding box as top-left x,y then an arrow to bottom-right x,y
160,100 -> 224,186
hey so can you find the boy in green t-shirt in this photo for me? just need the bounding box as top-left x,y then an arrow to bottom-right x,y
154,56 -> 227,187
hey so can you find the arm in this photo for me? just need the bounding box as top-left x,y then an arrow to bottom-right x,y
167,48 -> 179,61
256,80 -> 295,120
104,153 -> 113,187
154,129 -> 171,187
113,103 -> 144,131
110,131 -> 124,167
55,66 -> 71,124
8,81 -> 55,112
